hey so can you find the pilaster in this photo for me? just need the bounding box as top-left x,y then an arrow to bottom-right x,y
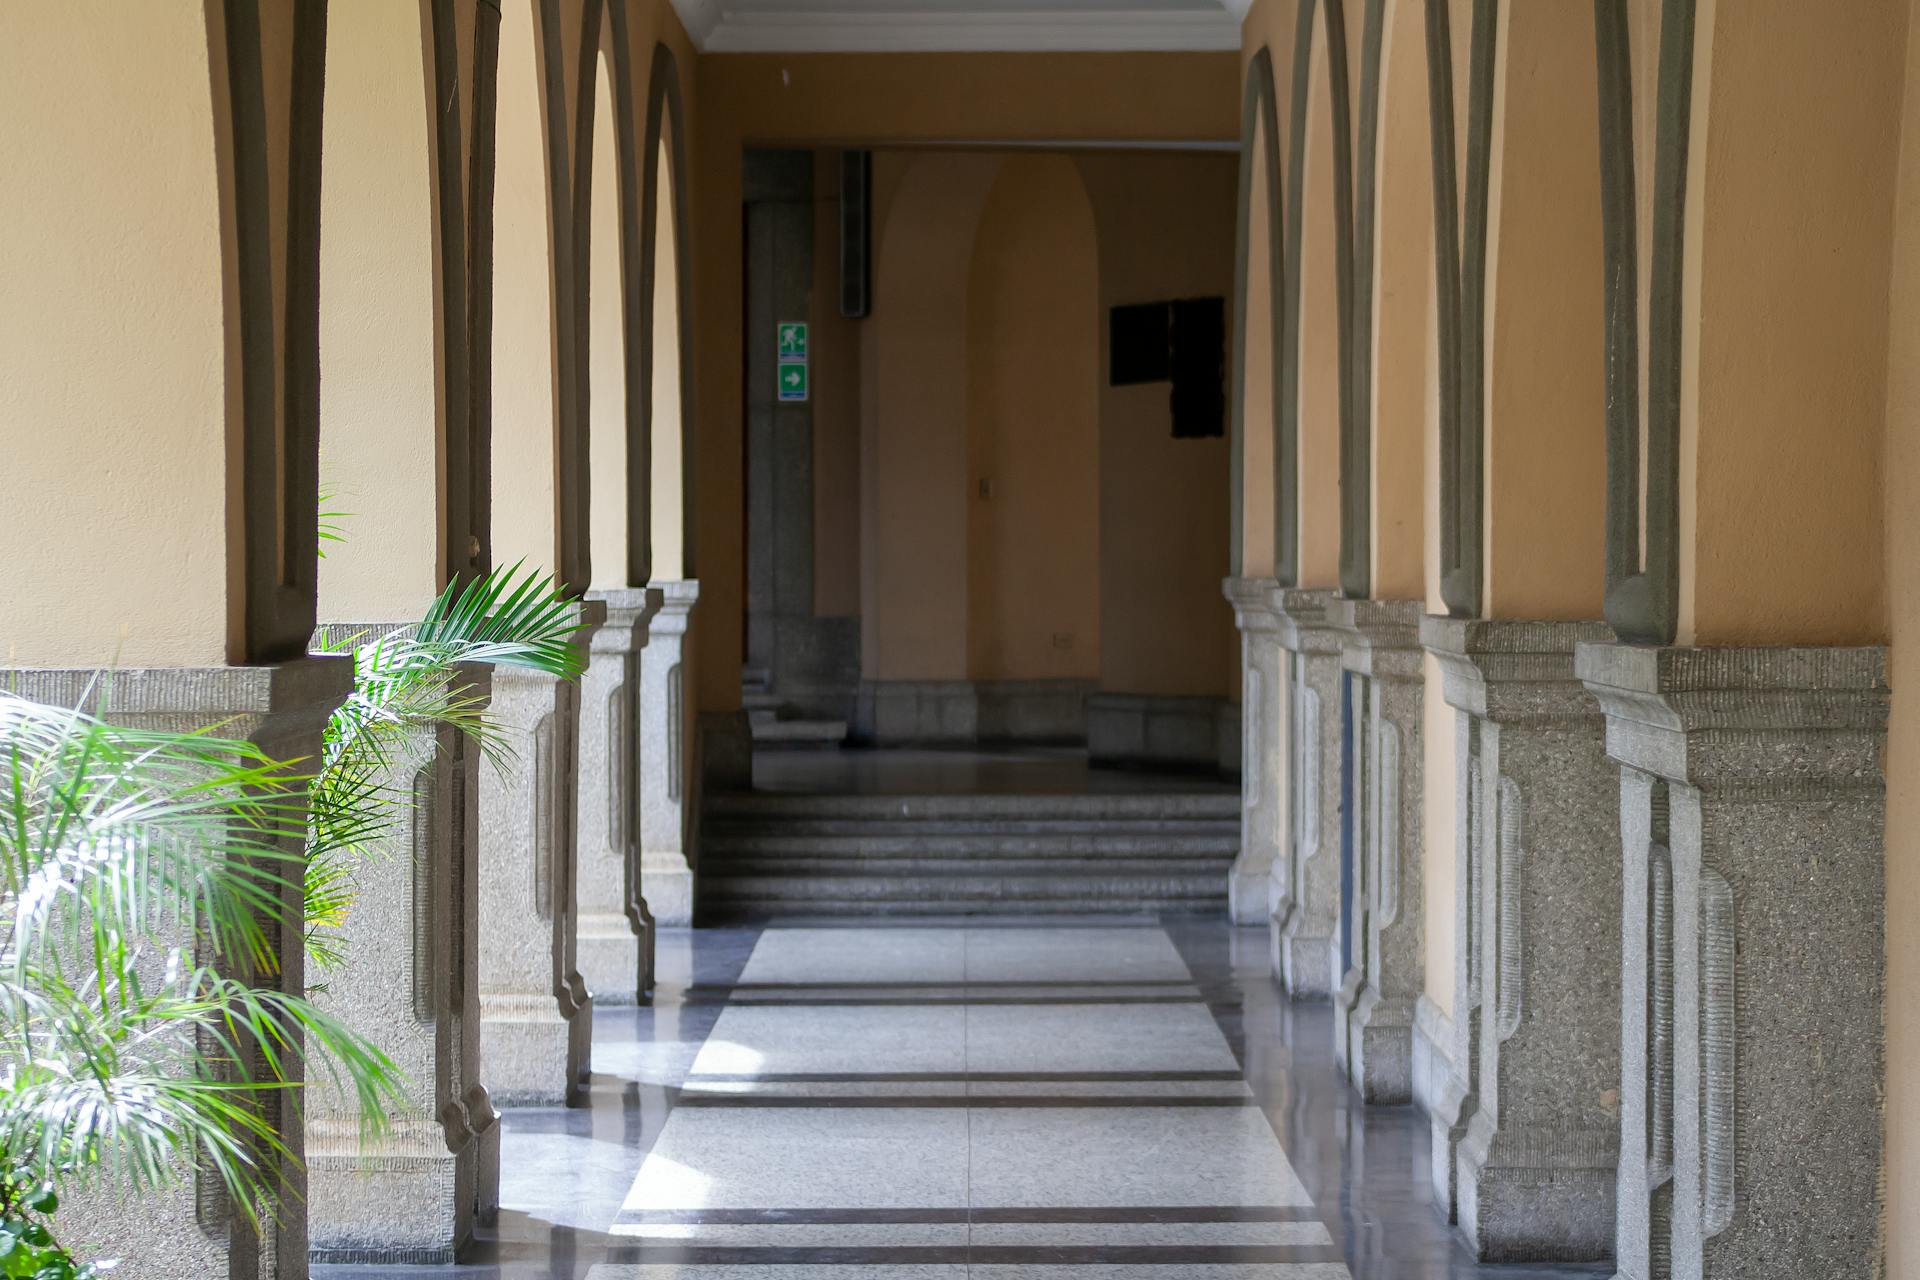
1223,576 -> 1284,925
1271,588 -> 1344,997
1423,616 -> 1621,1261
639,580 -> 699,925
1329,598 -> 1424,1103
4,660 -> 350,1280
478,599 -> 605,1108
302,628 -> 496,1264
578,587 -> 664,1004
1578,642 -> 1886,1280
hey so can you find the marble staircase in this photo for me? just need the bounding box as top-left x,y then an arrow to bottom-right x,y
697,790 -> 1240,918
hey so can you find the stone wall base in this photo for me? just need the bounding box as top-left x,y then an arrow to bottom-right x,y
850,678 -> 1093,745
1086,692 -> 1235,771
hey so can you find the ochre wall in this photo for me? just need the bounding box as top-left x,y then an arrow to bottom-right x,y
1294,4 -> 1343,591
1241,116 -> 1279,582
1678,0 -> 1900,646
317,1 -> 440,622
650,134 -> 687,579
0,4 -> 232,666
964,155 -> 1103,683
1078,151 -> 1239,698
692,52 -> 1239,710
588,41 -> 632,590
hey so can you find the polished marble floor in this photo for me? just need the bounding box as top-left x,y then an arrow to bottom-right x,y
317,918 -> 1607,1279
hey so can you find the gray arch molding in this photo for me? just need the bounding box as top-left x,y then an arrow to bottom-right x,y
1426,0 -> 1495,619
1594,0 -> 1698,646
1230,48 -> 1283,580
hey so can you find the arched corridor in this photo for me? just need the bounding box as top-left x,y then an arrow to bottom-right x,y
3,0 -> 1920,1277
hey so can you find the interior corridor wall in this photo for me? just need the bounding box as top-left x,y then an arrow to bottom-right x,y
1077,151 -> 1238,698
812,151 -> 863,621
964,155 -> 1101,683
692,53 -> 1238,712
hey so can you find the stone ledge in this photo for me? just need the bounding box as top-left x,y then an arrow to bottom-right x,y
1577,640 -> 1888,788
1421,616 -> 1612,722
587,586 -> 665,650
1221,574 -> 1282,631
1328,597 -> 1423,678
1270,586 -> 1345,653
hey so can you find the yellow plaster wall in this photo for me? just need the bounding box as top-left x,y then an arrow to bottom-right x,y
650,134 -> 687,580
1679,0 -> 1901,646
0,4 -> 232,666
588,44 -> 632,590
316,1 -> 440,622
964,155 -> 1102,683
491,0 -> 562,577
1078,150 -> 1238,699
1294,5 -> 1343,591
1479,2 -> 1606,620
1242,114 -> 1279,581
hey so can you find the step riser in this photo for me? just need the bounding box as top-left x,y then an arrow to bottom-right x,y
707,798 -> 1238,822
706,838 -> 1237,858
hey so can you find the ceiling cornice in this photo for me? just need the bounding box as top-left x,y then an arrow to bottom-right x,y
670,3 -> 1243,53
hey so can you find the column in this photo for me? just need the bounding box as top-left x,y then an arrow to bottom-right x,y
1330,598 -> 1424,1102
577,588 -> 664,1003
1272,588 -> 1343,997
1580,645 -> 1885,1279
640,579 -> 700,925
1223,575 -> 1284,925
478,601 -> 606,1108
1424,617 -> 1619,1262
305,656 -> 494,1263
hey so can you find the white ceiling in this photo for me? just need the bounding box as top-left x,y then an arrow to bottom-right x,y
672,0 -> 1250,53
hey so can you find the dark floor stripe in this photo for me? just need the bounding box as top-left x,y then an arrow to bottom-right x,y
693,994 -> 1225,1007
618,1205 -> 1322,1226
669,1093 -> 1258,1108
682,1070 -> 1247,1083
606,1244 -> 1345,1264
683,990 -> 1205,997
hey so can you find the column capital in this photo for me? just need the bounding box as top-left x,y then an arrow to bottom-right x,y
1420,617 -> 1611,723
646,578 -> 702,634
1576,641 -> 1887,791
1328,597 -> 1423,679
1271,587 -> 1346,654
1222,574 -> 1281,631
2,658 -> 352,739
587,587 -> 665,653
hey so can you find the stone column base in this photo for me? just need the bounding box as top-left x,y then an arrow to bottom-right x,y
640,580 -> 700,927
578,587 -> 664,1006
478,602 -> 604,1109
1425,616 -> 1620,1261
1273,589 -> 1343,999
1579,642 -> 1886,1280
4,660 -> 349,1280
1223,576 -> 1284,927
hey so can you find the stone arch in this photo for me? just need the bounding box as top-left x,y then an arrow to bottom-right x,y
1286,0 -> 1354,592
218,0 -> 329,658
641,43 -> 695,580
1233,49 -> 1283,581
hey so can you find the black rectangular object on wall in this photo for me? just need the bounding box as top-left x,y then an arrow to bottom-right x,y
1169,296 -> 1226,438
840,150 -> 872,319
1109,302 -> 1171,385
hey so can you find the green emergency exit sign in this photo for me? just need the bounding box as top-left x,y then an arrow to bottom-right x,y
777,321 -> 809,402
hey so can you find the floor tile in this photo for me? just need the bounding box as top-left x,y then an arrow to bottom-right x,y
968,1105 -> 1317,1208
620,1106 -> 969,1211
963,926 -> 1193,983
734,927 -> 966,985
965,1000 -> 1241,1073
687,1003 -> 966,1077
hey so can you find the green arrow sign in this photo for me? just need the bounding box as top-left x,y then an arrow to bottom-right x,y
777,321 -> 808,359
778,362 -> 809,402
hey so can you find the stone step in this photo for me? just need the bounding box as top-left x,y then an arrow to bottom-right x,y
701,869 -> 1227,909
710,856 -> 1233,878
704,895 -> 1213,919
749,717 -> 850,744
704,816 -> 1240,839
705,791 -> 1240,822
702,832 -> 1238,859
